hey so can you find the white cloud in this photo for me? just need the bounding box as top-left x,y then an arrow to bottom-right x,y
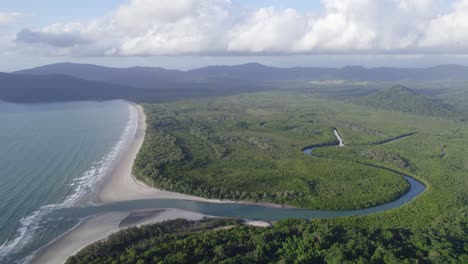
16,0 -> 231,56
114,0 -> 196,31
115,0 -> 231,55
12,0 -> 468,56
228,8 -> 307,53
418,0 -> 468,51
229,0 -> 442,53
0,12 -> 21,26
294,0 -> 436,52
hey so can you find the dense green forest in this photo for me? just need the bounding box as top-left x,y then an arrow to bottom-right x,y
356,85 -> 456,117
68,207 -> 467,264
67,80 -> 468,263
133,93 -> 418,210
131,90 -> 468,227
133,90 -> 467,212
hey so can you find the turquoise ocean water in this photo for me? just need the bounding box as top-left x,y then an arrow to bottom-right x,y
0,100 -> 134,263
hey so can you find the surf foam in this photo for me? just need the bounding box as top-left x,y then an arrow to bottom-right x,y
0,103 -> 138,263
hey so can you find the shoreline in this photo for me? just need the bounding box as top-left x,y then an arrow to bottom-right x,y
96,103 -> 286,208
31,103 -> 280,264
30,103 -> 425,264
30,209 -> 209,264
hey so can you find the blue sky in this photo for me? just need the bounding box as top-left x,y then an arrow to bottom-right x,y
0,0 -> 123,23
0,0 -> 467,71
1,0 -> 455,24
0,0 -> 323,25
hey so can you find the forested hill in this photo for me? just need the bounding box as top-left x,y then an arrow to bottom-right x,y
0,73 -> 140,103
357,85 -> 456,117
0,72 -> 268,103
15,62 -> 199,90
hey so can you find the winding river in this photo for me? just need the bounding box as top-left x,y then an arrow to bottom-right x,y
53,129 -> 427,222
11,128 -> 427,263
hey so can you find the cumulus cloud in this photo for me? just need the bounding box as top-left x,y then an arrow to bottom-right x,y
15,0 -> 231,56
419,0 -> 468,51
115,0 -> 231,55
12,0 -> 468,56
228,8 -> 307,53
293,0 -> 439,52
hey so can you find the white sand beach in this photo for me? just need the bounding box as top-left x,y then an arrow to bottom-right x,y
30,209 -> 208,264
97,104 -> 283,207
97,104 -> 227,203
30,103 -> 278,264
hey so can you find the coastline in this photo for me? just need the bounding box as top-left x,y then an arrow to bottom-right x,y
96,104 -> 284,208
31,103 -> 279,264
30,209 -> 208,264
27,102 -> 426,264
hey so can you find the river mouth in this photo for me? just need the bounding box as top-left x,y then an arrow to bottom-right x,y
22,134 -> 425,263
9,126 -> 426,264
23,175 -> 425,263
49,176 -> 425,223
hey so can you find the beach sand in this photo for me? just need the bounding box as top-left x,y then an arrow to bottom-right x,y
30,209 -> 208,264
30,103 -> 278,264
97,104 -> 227,203
244,220 -> 272,227
97,104 -> 283,207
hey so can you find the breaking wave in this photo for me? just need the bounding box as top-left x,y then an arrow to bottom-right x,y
0,103 -> 138,263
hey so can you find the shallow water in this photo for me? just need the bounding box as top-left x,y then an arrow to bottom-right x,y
0,101 -> 133,263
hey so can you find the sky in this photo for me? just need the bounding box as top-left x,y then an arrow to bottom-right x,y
1,0 -> 468,71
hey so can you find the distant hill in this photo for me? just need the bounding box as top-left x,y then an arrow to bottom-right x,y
16,63 -> 468,87
0,73 -> 140,103
357,85 -> 455,117
0,72 -> 268,103
15,62 -> 200,90
8,62 -> 468,104
188,63 -> 331,81
188,63 -> 468,82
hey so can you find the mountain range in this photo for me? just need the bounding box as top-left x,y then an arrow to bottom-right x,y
2,62 -> 468,103
15,63 -> 468,85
